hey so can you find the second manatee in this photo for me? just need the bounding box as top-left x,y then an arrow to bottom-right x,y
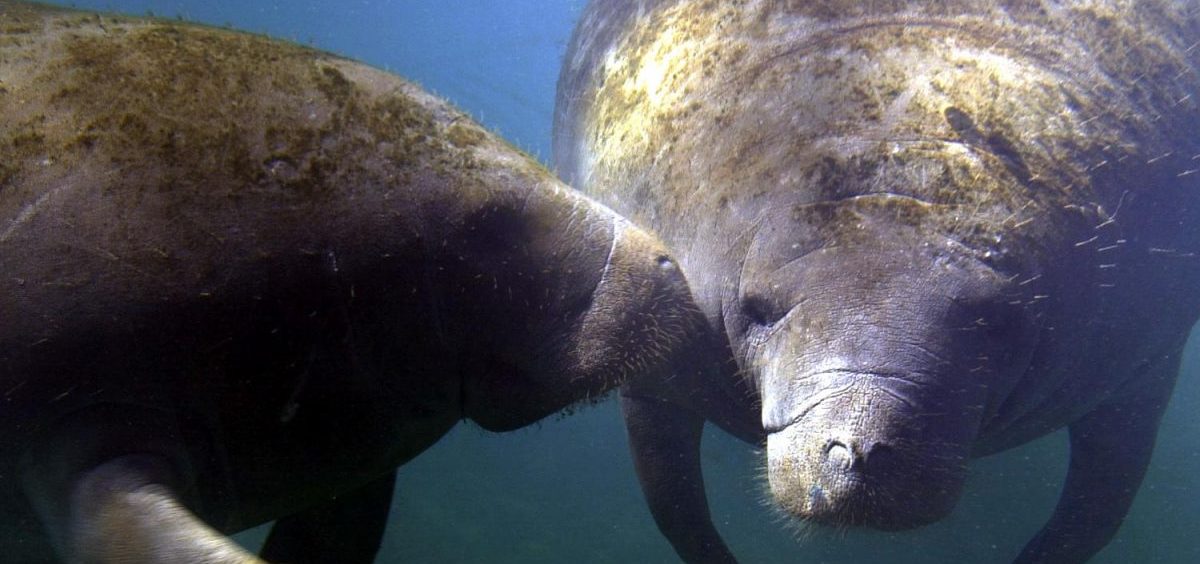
555,1 -> 1200,562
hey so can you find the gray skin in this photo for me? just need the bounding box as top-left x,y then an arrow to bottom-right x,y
0,2 -> 710,563
554,1 -> 1200,563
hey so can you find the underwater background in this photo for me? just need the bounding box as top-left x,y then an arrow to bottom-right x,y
36,1 -> 1200,562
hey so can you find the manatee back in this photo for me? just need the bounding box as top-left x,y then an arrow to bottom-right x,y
0,1 -> 702,556
552,0 -> 1200,454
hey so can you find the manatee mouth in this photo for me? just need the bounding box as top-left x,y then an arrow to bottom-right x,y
765,408 -> 967,531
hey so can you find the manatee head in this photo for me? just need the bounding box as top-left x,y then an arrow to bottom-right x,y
455,181 -> 708,433
729,195 -> 1038,530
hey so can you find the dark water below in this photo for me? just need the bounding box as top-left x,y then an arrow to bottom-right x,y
40,2 -> 1200,562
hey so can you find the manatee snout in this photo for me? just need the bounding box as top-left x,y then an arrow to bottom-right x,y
766,378 -> 969,531
571,220 -> 702,382
746,228 -> 1026,531
460,200 -> 703,432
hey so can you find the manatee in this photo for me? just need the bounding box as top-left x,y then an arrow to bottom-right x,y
554,1 -> 1200,562
0,2 -> 708,562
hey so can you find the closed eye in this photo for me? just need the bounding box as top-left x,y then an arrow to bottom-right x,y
742,292 -> 787,327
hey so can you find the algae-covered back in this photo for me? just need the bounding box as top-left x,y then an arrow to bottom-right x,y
0,0 -> 580,323
0,0 -> 560,236
562,0 -> 1200,275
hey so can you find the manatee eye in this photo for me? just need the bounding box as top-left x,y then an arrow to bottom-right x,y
656,255 -> 676,272
977,300 -> 1028,341
742,292 -> 786,327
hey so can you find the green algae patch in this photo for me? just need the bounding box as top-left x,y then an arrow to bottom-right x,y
0,5 -> 501,209
0,0 -> 586,267
576,0 -> 1200,273
447,122 -> 488,149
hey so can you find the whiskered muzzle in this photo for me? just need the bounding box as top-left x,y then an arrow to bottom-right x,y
764,383 -> 970,531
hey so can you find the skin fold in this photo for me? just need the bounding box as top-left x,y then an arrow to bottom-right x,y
0,2 -> 710,562
554,1 -> 1200,562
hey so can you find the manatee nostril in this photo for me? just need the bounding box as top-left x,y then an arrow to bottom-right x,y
824,439 -> 855,471
863,442 -> 899,474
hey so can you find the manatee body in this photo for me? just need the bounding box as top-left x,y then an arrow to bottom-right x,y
0,2 -> 707,562
555,1 -> 1200,562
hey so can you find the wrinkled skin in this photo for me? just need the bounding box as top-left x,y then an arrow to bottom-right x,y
554,1 -> 1200,562
0,2 -> 709,562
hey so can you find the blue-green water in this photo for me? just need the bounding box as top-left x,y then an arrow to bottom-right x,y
39,2 -> 1200,562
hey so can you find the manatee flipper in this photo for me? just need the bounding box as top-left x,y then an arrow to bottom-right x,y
44,454 -> 261,564
19,405 -> 260,563
260,470 -> 396,564
621,389 -> 736,564
1015,352 -> 1182,564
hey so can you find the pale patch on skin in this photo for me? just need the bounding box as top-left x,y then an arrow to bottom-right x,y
0,188 -> 54,244
598,216 -> 631,302
588,2 -> 736,189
